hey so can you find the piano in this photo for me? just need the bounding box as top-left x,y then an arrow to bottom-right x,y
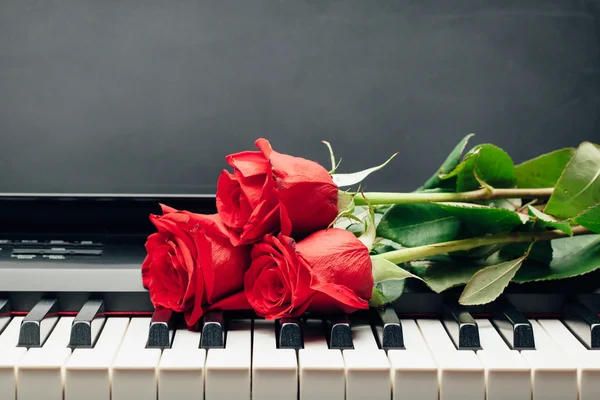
0,193 -> 599,400
1,0 -> 599,399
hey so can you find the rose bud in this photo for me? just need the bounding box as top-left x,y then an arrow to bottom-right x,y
244,228 -> 373,319
142,204 -> 251,327
217,138 -> 339,245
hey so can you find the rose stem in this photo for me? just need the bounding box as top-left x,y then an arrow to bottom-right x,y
353,187 -> 554,206
377,226 -> 593,265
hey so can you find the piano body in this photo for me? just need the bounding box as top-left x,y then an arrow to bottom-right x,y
1,0 -> 599,399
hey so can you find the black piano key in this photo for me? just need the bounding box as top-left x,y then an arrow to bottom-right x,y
69,298 -> 106,348
562,298 -> 600,349
325,315 -> 354,349
373,308 -> 404,349
18,298 -> 59,348
443,303 -> 481,350
146,307 -> 174,349
492,296 -> 535,350
200,311 -> 225,349
277,318 -> 303,349
0,298 -> 11,335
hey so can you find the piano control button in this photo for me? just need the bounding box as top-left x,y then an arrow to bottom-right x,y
18,298 -> 59,348
0,317 -> 27,400
299,320 -> 345,400
538,319 -> 600,400
65,318 -> 129,400
200,311 -> 225,349
69,298 -> 106,348
418,319 -> 485,400
277,318 -> 303,349
205,319 -> 252,400
521,321 -> 578,400
17,317 -> 74,400
253,320 -> 298,400
562,298 -> 600,349
443,302 -> 481,350
11,248 -> 103,256
475,320 -> 531,400
325,315 -> 354,349
0,298 -> 10,335
158,329 -> 205,400
373,308 -> 404,350
342,323 -> 391,400
146,307 -> 173,349
112,318 -> 161,400
491,296 -> 535,350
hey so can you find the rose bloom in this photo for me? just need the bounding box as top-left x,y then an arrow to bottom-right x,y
216,138 -> 339,245
142,204 -> 251,327
244,228 -> 373,319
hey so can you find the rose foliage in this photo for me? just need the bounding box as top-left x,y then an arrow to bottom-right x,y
142,136 -> 600,328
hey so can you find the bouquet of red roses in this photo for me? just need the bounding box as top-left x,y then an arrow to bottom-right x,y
142,136 -> 600,328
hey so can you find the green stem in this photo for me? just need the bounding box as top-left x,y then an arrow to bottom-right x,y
353,187 -> 554,206
378,226 -> 591,264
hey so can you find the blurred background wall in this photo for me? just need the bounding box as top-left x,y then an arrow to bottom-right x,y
0,0 -> 598,194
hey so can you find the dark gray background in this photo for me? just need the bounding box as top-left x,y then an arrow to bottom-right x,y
0,0 -> 598,194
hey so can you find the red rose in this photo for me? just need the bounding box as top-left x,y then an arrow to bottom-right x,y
142,204 -> 251,327
217,138 -> 339,245
244,228 -> 373,319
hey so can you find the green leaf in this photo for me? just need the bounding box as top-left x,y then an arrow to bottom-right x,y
545,142 -> 600,219
371,239 -> 403,255
371,280 -> 406,306
376,203 -> 461,247
371,256 -> 421,283
322,141 -> 339,173
458,255 -> 527,305
483,198 -> 522,212
332,153 -> 398,187
421,134 -> 475,190
441,144 -> 516,191
336,191 -> 355,215
369,287 -> 387,307
358,208 -> 377,251
514,235 -> 600,282
411,260 -> 483,293
438,202 -> 527,235
501,241 -> 553,264
527,206 -> 573,235
574,204 -> 600,233
515,148 -> 576,188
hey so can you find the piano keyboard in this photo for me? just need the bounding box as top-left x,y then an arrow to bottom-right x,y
1,298 -> 600,399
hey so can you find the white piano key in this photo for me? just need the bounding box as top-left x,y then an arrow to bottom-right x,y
475,319 -> 531,400
538,319 -> 600,400
0,317 -> 27,400
64,318 -> 130,400
520,320 -> 578,400
252,320 -> 297,400
0,316 -> 10,335
400,319 -> 433,351
299,320 -> 345,400
417,319 -> 485,400
205,319 -> 252,400
158,329 -> 206,400
343,323 -> 391,400
18,317 -> 74,400
388,320 -> 438,400
112,318 -> 161,400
